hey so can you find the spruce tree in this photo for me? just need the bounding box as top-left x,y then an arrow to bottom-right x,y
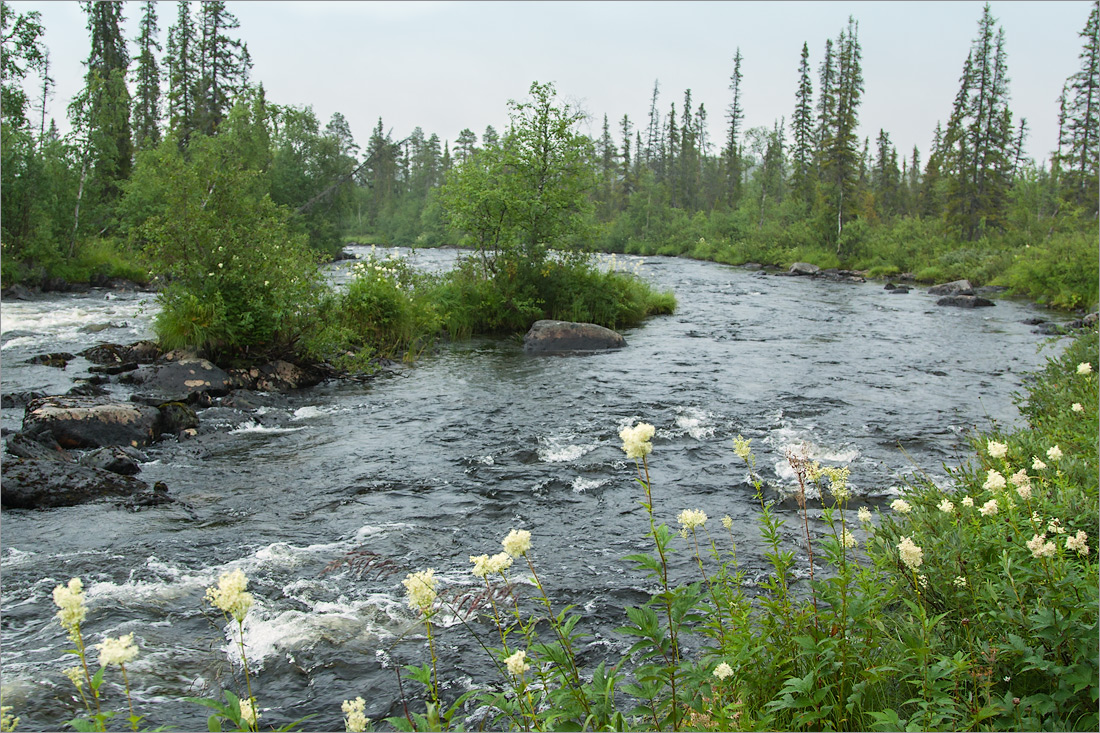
166,0 -> 199,147
791,41 -> 815,205
724,49 -> 744,206
454,127 -> 478,163
131,0 -> 161,151
1058,0 -> 1099,211
196,0 -> 250,136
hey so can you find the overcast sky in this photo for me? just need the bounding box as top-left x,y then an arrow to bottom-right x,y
10,1 -> 1094,166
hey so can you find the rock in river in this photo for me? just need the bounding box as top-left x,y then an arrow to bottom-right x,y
1,457 -> 149,509
523,320 -> 626,354
937,294 -> 995,308
23,395 -> 162,449
121,358 -> 232,404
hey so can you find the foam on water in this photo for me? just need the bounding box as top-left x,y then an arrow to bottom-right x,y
674,406 -> 717,440
537,433 -> 595,463
228,421 -> 305,435
571,477 -> 606,493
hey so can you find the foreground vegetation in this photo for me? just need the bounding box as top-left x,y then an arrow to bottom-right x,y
3,326 -> 1093,732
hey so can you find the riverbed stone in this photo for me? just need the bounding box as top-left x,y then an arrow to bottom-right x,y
523,320 -> 626,354
23,395 -> 162,449
1,457 -> 148,509
121,358 -> 232,403
936,294 -> 995,308
788,262 -> 820,276
928,279 -> 974,296
79,446 -> 145,476
81,340 -> 163,366
157,401 -> 199,435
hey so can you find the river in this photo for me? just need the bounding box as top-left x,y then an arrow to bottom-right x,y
0,247 -> 1071,729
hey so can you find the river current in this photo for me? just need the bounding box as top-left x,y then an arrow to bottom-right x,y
0,248 -> 1071,729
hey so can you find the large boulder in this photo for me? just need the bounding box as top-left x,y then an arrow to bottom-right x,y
928,279 -> 974,296
523,320 -> 626,354
1,457 -> 148,509
228,360 -> 326,392
122,358 -> 232,403
23,395 -> 162,449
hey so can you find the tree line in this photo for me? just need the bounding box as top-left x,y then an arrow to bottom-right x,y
2,1 -> 1097,309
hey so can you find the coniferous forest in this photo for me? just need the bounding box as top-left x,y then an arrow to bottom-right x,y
2,1 -> 1097,322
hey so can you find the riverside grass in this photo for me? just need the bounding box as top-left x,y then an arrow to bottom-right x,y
3,328 -> 1095,732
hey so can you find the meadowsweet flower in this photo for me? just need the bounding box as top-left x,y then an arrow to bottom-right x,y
470,552 -> 513,578
918,574 -> 929,588
1016,484 -> 1032,501
938,499 -> 954,513
502,529 -> 532,557
1009,469 -> 1030,488
722,515 -> 733,530
1072,402 -> 1084,413
826,466 -> 851,503
1078,362 -> 1092,374
983,469 -> 1006,491
962,496 -> 975,508
239,698 -> 259,728
1031,511 -> 1043,525
1066,530 -> 1090,556
1027,534 -> 1056,559
342,696 -> 369,733
1047,518 -> 1066,535
63,665 -> 85,690
52,578 -> 87,641
890,499 -> 911,514
505,649 -> 531,676
953,576 -> 967,588
979,499 -> 999,516
840,528 -> 858,548
1046,445 -> 1063,461
713,662 -> 733,680
987,440 -> 1008,459
897,536 -> 924,571
1032,456 -> 1047,470
857,506 -> 872,523
205,569 -> 254,623
678,509 -> 708,531
732,435 -> 752,461
1,705 -> 18,733
402,569 -> 437,613
96,632 -> 139,667
620,422 -> 655,459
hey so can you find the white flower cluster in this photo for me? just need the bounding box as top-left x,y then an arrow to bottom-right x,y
1066,530 -> 1090,556
732,435 -> 752,462
239,698 -> 259,727
205,569 -> 254,623
713,661 -> 733,680
897,536 -> 924,571
342,696 -> 369,733
1078,362 -> 1092,375
890,499 -> 912,514
502,529 -> 532,558
96,632 -> 138,667
677,509 -> 708,531
505,649 -> 531,676
1026,533 -> 1056,559
938,499 -> 955,514
987,440 -> 1008,459
620,422 -> 655,460
52,577 -> 87,642
857,506 -> 872,523
840,528 -> 858,549
979,498 -> 999,516
983,469 -> 1006,492
402,569 -> 437,613
470,552 -> 514,578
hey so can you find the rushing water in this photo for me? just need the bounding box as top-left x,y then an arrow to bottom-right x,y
0,248 -> 1071,729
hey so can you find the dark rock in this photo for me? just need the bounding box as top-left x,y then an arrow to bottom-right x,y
121,358 -> 232,403
79,446 -> 146,476
523,320 -> 626,354
1,457 -> 148,509
5,424 -> 72,462
741,262 -> 764,271
123,481 -> 178,511
2,283 -> 36,300
819,268 -> 866,283
67,381 -> 111,397
1035,322 -> 1068,335
885,283 -> 911,293
936,295 -> 995,308
80,321 -> 128,334
81,341 -> 162,366
1022,317 -> 1047,326
25,352 -> 75,369
89,362 -> 138,375
2,391 -> 47,409
330,249 -> 357,262
157,401 -> 199,435
787,262 -> 821,276
23,395 -> 162,449
254,360 -> 324,391
928,279 -> 974,296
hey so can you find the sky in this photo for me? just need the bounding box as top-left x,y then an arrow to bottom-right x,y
9,1 -> 1094,167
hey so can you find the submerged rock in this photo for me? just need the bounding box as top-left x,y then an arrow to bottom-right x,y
79,445 -> 146,476
25,352 -> 75,369
787,262 -> 821,276
936,295 -> 995,308
523,320 -> 626,354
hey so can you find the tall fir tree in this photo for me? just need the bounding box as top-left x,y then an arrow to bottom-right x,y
131,0 -> 161,151
166,0 -> 198,146
196,0 -> 251,136
791,41 -> 815,205
724,49 -> 744,206
1057,0 -> 1099,211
